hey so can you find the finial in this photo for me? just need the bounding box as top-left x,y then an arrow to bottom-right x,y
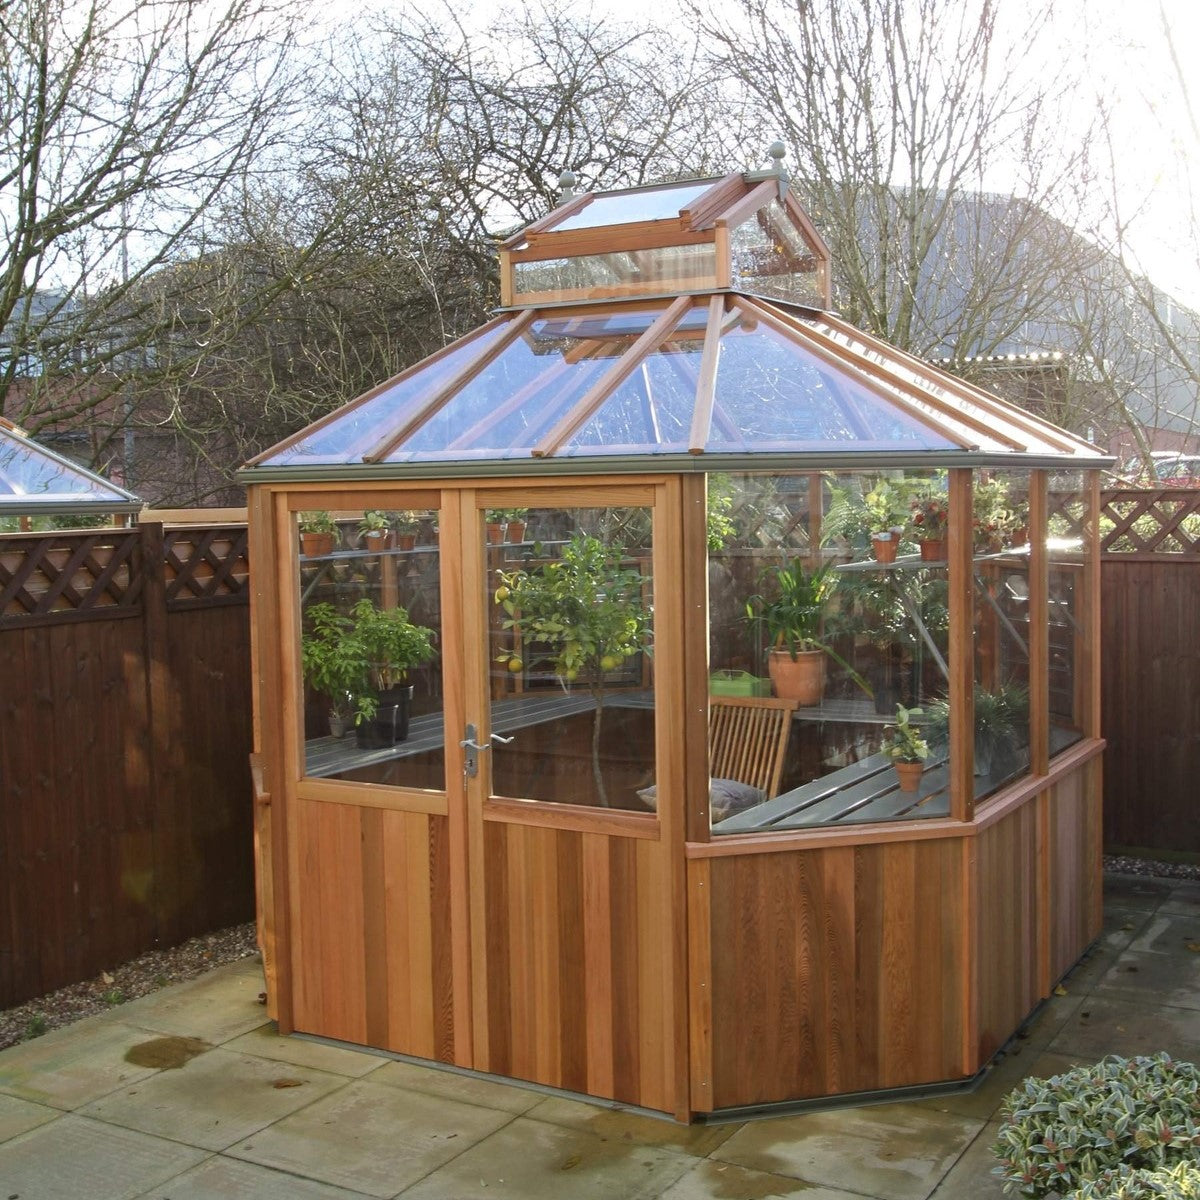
558,169 -> 577,205
745,142 -> 789,196
768,141 -> 786,169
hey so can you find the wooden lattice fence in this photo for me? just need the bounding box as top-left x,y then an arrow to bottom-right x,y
0,522 -> 253,1008
1098,488 -> 1200,856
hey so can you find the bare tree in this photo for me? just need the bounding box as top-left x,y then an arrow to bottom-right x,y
0,0 -> 315,437
689,0 -> 1110,378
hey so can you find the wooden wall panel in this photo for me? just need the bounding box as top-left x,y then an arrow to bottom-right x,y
702,839 -> 965,1109
291,799 -> 454,1059
974,804 -> 1040,1063
1048,762 -> 1104,983
480,821 -> 675,1113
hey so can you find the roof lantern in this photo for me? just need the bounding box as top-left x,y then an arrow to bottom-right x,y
244,154 -> 1109,481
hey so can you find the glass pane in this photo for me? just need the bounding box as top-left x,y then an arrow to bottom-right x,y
730,198 -> 825,307
0,428 -> 133,506
487,506 -> 655,811
549,182 -> 713,232
708,470 -> 954,834
969,471 -> 1033,802
298,507 -> 445,790
261,324 -> 508,466
385,307 -> 706,461
707,319 -> 957,452
1048,473 -> 1090,754
511,244 -> 718,303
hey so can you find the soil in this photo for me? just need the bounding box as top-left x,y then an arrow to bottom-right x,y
0,922 -> 259,1051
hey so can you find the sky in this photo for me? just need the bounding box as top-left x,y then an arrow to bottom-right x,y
319,0 -> 1200,304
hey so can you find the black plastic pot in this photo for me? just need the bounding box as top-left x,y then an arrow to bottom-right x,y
355,684 -> 414,749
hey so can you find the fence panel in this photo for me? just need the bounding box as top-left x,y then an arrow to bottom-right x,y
0,523 -> 253,1008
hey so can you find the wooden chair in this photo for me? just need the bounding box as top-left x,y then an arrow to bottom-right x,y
708,695 -> 798,799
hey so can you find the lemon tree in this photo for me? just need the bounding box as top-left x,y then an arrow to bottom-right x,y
494,534 -> 651,806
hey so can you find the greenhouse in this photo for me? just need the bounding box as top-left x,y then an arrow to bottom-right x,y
241,161 -> 1108,1119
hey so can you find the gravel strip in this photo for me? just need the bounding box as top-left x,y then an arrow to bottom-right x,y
0,853 -> 1195,1053
0,923 -> 259,1051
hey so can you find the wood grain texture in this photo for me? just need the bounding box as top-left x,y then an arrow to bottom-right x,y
704,838 -> 966,1108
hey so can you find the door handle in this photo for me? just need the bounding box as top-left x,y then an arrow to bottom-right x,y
461,725 -> 514,777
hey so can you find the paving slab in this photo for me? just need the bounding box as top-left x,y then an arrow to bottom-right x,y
226,1077 -> 513,1197
0,1018 -> 164,1109
526,1094 -> 736,1156
915,1048 -> 1082,1122
370,1058 -> 545,1114
394,1113 -> 697,1200
225,1025 -> 388,1079
0,1092 -> 59,1142
1103,873 -> 1176,912
712,1101 -> 984,1200
0,1113 -> 206,1200
116,958 -> 270,1045
1092,946 -> 1200,1010
658,1157 -> 864,1199
134,1154 -> 379,1199
1127,911 -> 1200,955
928,1119 -> 1010,1199
1047,993 -> 1200,1061
1161,880 -> 1200,916
81,1045 -> 350,1151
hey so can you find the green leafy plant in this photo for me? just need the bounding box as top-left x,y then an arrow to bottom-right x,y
745,558 -> 838,660
394,510 -> 422,533
991,1053 -> 1200,1198
880,704 -> 928,762
1069,1162 -> 1200,1199
301,599 -> 436,725
23,1013 -> 47,1039
494,533 -> 651,806
298,510 -> 336,534
359,509 -> 389,535
925,682 -> 1029,772
706,473 -> 737,551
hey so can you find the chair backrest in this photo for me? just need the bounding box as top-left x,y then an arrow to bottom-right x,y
708,696 -> 798,799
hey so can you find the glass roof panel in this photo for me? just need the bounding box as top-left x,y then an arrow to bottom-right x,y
550,182 -> 714,232
0,427 -> 137,509
259,323 -> 509,466
731,198 -> 824,308
706,317 -> 958,452
804,316 -> 1077,454
560,337 -> 700,455
383,306 -> 707,461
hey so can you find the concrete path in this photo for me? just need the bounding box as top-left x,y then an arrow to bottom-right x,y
0,872 -> 1196,1199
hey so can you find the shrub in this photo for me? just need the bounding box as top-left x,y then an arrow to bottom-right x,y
991,1053 -> 1200,1198
1069,1162 -> 1200,1199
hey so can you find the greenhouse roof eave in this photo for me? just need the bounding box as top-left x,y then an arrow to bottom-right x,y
237,447 -> 1114,488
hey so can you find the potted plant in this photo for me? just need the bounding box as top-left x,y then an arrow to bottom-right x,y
745,558 -> 866,706
924,682 -> 1029,776
350,598 -> 437,748
972,476 -> 1013,553
484,509 -> 508,544
880,704 -> 929,791
298,511 -> 337,558
358,509 -> 393,551
494,533 -> 651,806
503,508 -> 529,543
910,493 -> 950,561
301,602 -> 365,738
394,511 -> 421,551
862,481 -> 909,563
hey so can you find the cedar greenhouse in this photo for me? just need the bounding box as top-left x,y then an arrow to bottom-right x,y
241,160 -> 1108,1120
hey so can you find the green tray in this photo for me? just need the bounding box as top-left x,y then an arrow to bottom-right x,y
709,670 -> 772,698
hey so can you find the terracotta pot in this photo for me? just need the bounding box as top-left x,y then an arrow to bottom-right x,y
1011,526 -> 1028,547
893,760 -> 924,792
486,522 -> 506,545
300,531 -> 334,557
507,520 -> 527,544
871,533 -> 897,564
361,530 -> 393,551
396,532 -> 417,551
767,648 -> 826,706
919,537 -> 946,562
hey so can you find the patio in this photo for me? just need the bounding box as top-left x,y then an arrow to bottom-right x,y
0,870 -> 1195,1200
